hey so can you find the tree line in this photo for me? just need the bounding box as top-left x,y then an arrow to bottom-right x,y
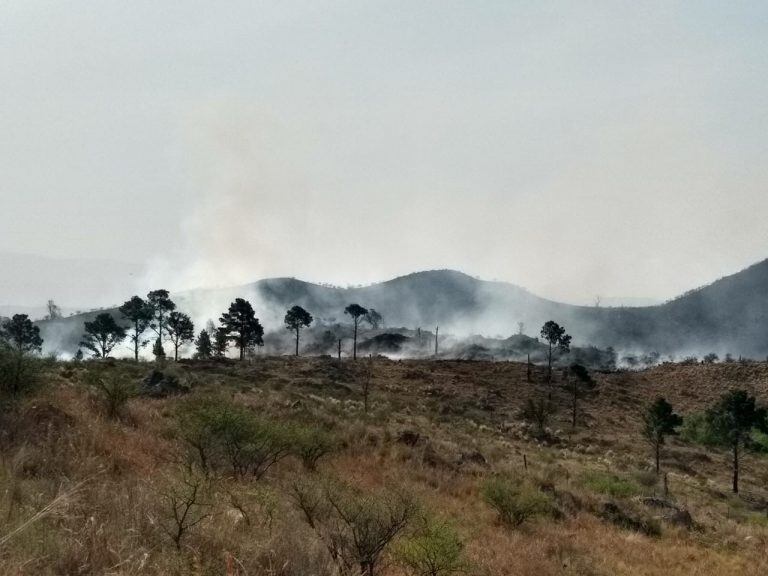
73,291 -> 384,361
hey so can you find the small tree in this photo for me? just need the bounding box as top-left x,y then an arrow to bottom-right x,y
219,298 -> 264,360
160,474 -> 211,550
345,304 -> 368,360
284,305 -> 313,356
147,289 -> 176,342
119,295 -> 154,361
706,389 -> 768,493
642,397 -> 682,473
522,397 -> 555,437
0,314 -> 43,354
540,321 -> 572,393
194,330 -> 213,359
213,327 -> 228,359
365,309 -> 383,330
296,480 -> 416,576
80,313 -> 126,358
166,311 -> 194,361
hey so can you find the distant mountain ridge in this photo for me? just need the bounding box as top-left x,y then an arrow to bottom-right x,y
32,259 -> 768,358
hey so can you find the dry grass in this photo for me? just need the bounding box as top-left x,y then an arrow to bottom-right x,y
0,356 -> 766,574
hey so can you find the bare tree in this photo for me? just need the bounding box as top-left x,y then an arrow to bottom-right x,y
160,474 -> 210,550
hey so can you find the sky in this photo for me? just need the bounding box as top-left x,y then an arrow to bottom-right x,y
2,1 -> 768,305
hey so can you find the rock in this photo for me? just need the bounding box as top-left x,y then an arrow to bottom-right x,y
141,369 -> 188,398
599,501 -> 661,536
458,450 -> 488,466
635,497 -> 694,529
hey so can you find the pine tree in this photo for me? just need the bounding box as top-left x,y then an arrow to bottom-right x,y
284,305 -> 313,356
166,311 -> 195,361
344,304 -> 368,360
642,397 -> 682,473
219,299 -> 264,360
80,313 -> 126,358
119,295 -> 153,361
194,330 -> 213,359
0,314 -> 43,354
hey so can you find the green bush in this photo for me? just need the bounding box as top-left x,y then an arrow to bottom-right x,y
396,514 -> 467,576
291,425 -> 336,471
177,397 -> 293,478
480,475 -> 555,528
581,470 -> 641,498
0,348 -> 41,402
680,412 -> 722,446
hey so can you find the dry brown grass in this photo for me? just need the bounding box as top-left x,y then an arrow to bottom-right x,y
0,357 -> 766,574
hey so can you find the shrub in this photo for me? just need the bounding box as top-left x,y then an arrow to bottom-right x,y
85,371 -> 136,419
396,514 -> 467,576
177,397 -> 292,478
680,412 -> 721,446
292,478 -> 417,576
291,425 -> 336,471
581,470 -> 641,498
159,473 -> 211,549
480,475 -> 555,528
521,397 -> 556,436
0,348 -> 41,402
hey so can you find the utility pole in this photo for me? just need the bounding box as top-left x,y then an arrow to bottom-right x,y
527,353 -> 531,383
434,326 -> 439,357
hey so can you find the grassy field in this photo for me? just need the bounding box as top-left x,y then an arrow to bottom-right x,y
1,356 -> 767,575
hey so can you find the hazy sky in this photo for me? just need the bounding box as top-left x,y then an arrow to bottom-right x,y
3,1 -> 768,304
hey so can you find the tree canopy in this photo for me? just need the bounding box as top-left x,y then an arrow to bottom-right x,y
166,311 -> 195,361
643,397 -> 683,473
706,389 -> 768,493
80,313 -> 126,358
0,314 -> 43,354
285,305 -> 313,356
194,330 -> 213,359
119,295 -> 154,361
345,304 -> 368,360
147,289 -> 176,340
220,298 -> 264,360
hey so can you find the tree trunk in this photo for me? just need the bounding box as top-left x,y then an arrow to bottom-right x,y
547,342 -> 553,384
733,441 -> 739,493
527,353 -> 531,382
571,378 -> 577,428
353,320 -> 358,360
134,321 -> 140,361
174,344 -> 179,362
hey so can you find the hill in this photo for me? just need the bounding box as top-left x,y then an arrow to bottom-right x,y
33,259 -> 768,358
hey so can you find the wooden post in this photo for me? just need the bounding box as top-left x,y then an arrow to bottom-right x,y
523,454 -> 528,471
338,339 -> 342,364
663,472 -> 669,497
434,326 -> 439,357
